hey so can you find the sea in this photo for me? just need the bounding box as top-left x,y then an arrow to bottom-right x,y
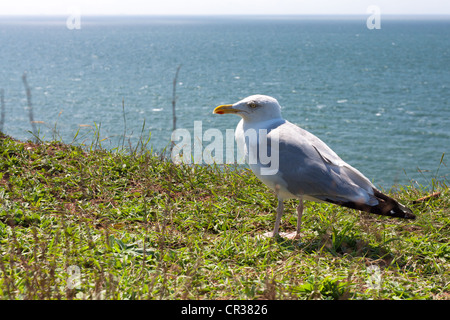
0,15 -> 449,189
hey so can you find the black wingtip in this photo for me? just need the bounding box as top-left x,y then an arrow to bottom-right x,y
403,211 -> 416,219
325,189 -> 416,220
371,189 -> 416,219
386,205 -> 416,219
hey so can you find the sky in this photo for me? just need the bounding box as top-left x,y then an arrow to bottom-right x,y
0,0 -> 449,16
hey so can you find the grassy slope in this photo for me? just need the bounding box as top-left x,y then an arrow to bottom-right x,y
0,133 -> 449,300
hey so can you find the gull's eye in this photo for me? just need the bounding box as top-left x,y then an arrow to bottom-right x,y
248,102 -> 258,108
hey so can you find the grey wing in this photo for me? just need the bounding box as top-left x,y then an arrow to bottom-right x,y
268,122 -> 377,205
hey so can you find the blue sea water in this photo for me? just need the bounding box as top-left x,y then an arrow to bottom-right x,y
0,15 -> 449,189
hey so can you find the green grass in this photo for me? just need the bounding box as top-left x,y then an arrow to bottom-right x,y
0,132 -> 449,300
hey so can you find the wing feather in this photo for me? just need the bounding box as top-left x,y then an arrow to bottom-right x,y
266,121 -> 377,205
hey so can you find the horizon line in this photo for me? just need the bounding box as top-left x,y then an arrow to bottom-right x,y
0,13 -> 450,17
1,13 -> 450,17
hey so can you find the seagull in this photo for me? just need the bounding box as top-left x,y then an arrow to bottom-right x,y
213,95 -> 415,239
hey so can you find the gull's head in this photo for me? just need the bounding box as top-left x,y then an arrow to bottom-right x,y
213,95 -> 282,123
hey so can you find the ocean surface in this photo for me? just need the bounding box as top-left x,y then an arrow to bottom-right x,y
0,15 -> 449,189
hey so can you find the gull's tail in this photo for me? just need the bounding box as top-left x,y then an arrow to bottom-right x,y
326,188 -> 416,219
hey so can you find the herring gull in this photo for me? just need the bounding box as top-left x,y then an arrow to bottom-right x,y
213,95 -> 415,239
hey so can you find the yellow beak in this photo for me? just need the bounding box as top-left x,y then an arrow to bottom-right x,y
213,104 -> 239,115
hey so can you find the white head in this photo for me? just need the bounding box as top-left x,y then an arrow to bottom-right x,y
213,95 -> 283,123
